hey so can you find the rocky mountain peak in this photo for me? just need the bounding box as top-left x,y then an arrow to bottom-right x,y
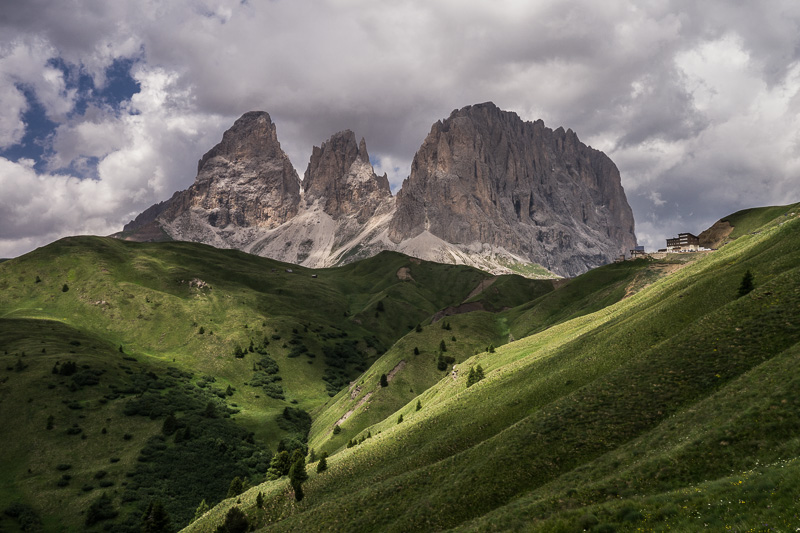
196,111 -> 282,173
151,111 -> 301,241
303,129 -> 391,221
389,102 -> 636,277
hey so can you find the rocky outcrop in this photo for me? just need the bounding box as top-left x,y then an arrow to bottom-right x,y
303,130 -> 391,222
388,103 -> 636,277
122,104 -> 637,277
153,111 -> 301,249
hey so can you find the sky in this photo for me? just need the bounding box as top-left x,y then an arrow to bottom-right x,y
2,0 -> 800,258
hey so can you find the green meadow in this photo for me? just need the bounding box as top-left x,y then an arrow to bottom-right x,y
1,202 -> 799,531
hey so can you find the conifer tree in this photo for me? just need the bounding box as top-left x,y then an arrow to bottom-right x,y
227,476 -> 244,498
256,492 -> 264,509
316,455 -> 328,473
416,399 -> 422,411
289,454 -> 308,501
141,500 -> 171,533
439,339 -> 447,352
380,373 -> 388,387
738,269 -> 755,297
193,499 -> 209,522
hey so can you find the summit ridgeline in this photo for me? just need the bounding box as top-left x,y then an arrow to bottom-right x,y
122,103 -> 636,277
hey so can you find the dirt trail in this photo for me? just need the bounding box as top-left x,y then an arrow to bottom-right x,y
331,360 -> 406,432
387,360 -> 406,382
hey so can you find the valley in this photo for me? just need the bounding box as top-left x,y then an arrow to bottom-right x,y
0,203 -> 798,531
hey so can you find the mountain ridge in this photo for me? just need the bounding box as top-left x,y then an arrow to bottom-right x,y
122,103 -> 637,277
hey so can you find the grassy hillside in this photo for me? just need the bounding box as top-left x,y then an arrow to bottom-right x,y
186,206 -> 800,532
0,238 -> 545,531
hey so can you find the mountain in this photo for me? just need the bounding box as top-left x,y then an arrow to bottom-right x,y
389,103 -> 637,276
122,103 -> 637,277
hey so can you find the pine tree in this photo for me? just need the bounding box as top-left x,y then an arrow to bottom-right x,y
256,491 -> 264,509
380,373 -> 388,387
227,476 -> 244,498
289,454 -> 308,502
416,399 -> 422,411
439,339 -> 447,352
413,346 -> 419,355
397,414 -> 404,424
415,323 -> 422,333
316,455 -> 328,473
308,448 -> 317,463
198,326 -> 204,334
267,451 -> 291,479
193,499 -> 209,522
141,500 -> 171,533
61,283 -> 69,292
467,367 -> 477,387
738,269 -> 755,297
475,364 -> 485,381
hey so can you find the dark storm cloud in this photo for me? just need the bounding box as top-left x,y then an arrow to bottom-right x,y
1,0 -> 800,257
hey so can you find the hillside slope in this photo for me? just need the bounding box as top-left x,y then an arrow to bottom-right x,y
187,204 -> 800,532
0,238 -> 545,531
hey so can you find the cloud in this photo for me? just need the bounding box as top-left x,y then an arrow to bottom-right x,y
1,0 -> 800,257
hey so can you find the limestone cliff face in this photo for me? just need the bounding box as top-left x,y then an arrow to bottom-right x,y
155,111 -> 301,246
303,130 -> 391,223
388,103 -> 636,276
122,105 -> 637,277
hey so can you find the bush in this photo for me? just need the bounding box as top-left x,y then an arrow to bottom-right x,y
316,455 -> 328,473
62,283 -> 69,292
214,506 -> 250,533
85,493 -> 118,526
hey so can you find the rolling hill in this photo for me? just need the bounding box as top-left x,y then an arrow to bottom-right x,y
183,203 -> 800,532
0,202 -> 798,531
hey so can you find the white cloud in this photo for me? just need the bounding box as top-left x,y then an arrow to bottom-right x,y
1,0 -> 800,258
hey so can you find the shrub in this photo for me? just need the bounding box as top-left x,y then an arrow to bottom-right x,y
413,347 -> 419,355
62,283 -> 69,292
316,455 -> 328,473
397,414 -> 404,424
416,400 -> 422,411
215,507 -> 249,533
332,425 -> 341,435
85,493 -> 118,526
380,373 -> 388,387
